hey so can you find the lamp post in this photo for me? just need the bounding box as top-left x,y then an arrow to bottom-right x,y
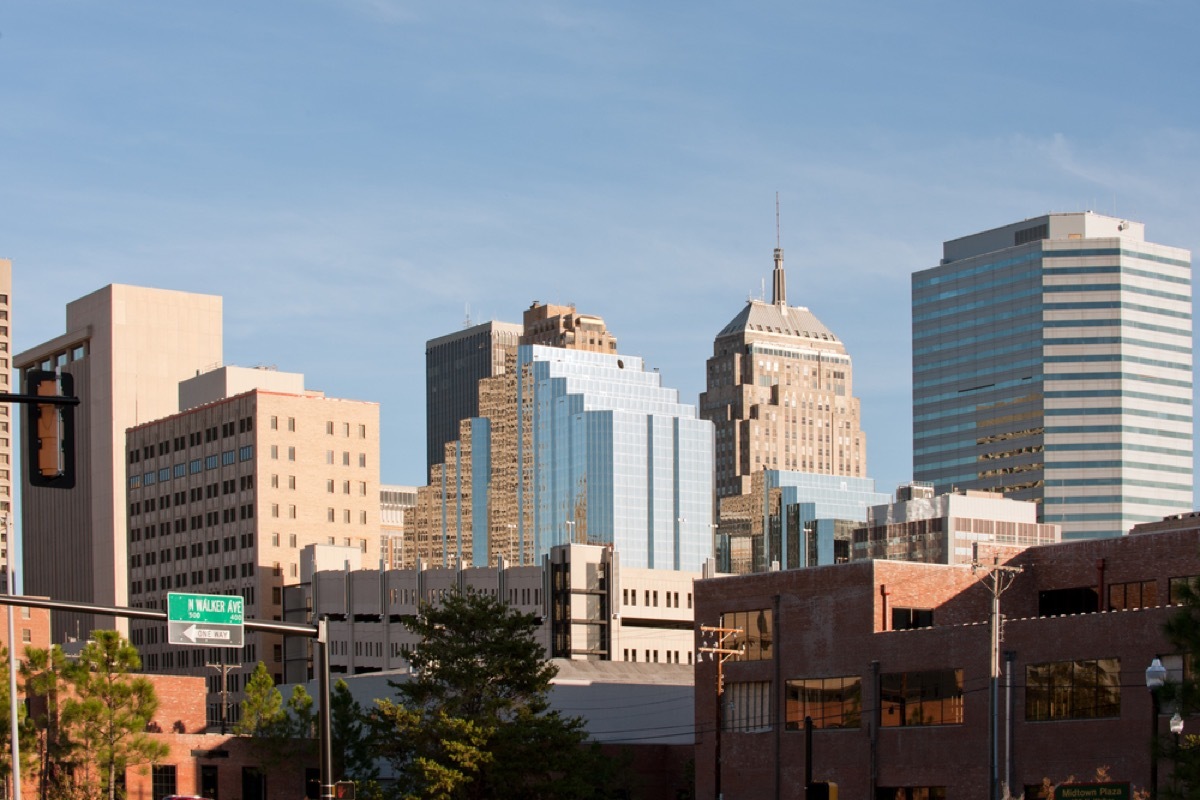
1147,657 -> 1167,799
1171,712 -> 1184,746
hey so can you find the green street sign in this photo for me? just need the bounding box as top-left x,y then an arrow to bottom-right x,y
167,592 -> 245,648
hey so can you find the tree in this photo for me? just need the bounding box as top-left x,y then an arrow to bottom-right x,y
1162,579 -> 1200,799
235,662 -> 287,737
0,645 -> 38,792
20,644 -> 81,800
60,631 -> 168,800
236,661 -> 316,772
331,679 -> 377,784
367,590 -> 619,799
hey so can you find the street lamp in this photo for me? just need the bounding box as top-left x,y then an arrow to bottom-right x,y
1147,657 -> 1168,799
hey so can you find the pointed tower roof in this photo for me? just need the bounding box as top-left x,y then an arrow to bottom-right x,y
716,246 -> 843,349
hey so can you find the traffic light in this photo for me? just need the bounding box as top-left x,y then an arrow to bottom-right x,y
27,370 -> 75,489
808,782 -> 838,800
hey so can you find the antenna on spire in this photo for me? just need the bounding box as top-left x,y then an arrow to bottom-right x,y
772,192 -> 786,306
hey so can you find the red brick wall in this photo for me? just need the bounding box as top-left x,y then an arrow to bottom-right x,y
695,531 -> 1200,799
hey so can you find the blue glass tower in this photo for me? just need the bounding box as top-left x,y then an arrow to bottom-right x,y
510,345 -> 714,571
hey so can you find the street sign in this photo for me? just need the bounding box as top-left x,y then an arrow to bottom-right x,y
1054,783 -> 1130,800
167,592 -> 245,648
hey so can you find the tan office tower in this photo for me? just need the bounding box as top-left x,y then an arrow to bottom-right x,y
701,247 -> 866,499
126,366 -> 380,725
15,285 -> 222,641
0,260 -> 11,592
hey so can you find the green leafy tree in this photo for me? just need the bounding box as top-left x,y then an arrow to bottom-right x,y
235,662 -> 287,737
236,661 -> 316,773
20,644 -> 80,800
367,590 -> 619,799
60,631 -> 168,800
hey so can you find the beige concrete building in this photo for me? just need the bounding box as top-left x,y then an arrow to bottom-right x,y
285,543 -> 702,681
852,484 -> 1060,566
125,366 -> 381,724
701,248 -> 866,499
16,284 -> 222,640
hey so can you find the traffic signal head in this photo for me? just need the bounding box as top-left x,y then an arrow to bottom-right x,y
27,370 -> 75,489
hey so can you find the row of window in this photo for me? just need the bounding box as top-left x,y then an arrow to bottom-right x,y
131,562 -> 257,594
622,588 -> 693,609
725,657 -> 1124,733
130,504 -> 254,538
129,417 -> 255,464
326,421 -> 368,438
624,648 -> 691,664
128,447 -> 254,488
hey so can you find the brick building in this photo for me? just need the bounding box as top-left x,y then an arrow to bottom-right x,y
127,673 -> 314,800
694,526 -> 1200,799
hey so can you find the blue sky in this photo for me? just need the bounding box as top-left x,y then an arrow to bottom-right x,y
3,1 -> 1199,500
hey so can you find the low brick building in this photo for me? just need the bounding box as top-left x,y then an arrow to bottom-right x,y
694,527 -> 1200,799
136,673 -> 317,800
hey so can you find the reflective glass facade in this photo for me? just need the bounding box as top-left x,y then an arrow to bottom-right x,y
515,345 -> 714,570
913,213 -> 1193,539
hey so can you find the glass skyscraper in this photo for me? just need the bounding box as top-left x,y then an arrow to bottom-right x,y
912,212 -> 1193,539
515,344 -> 714,571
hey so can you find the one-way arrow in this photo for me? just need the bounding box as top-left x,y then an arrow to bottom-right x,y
183,624 -> 232,642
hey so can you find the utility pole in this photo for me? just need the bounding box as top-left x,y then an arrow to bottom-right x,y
699,624 -> 744,800
206,657 -> 237,734
4,516 -> 20,800
972,546 -> 1022,800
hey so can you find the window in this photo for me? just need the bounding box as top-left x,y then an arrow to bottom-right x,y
878,788 -> 946,800
288,446 -> 296,461
720,609 -> 773,661
271,415 -> 278,430
359,453 -> 367,468
1169,576 -> 1200,605
1110,580 -> 1158,611
326,421 -> 334,435
724,681 -> 773,731
786,676 -> 862,729
327,479 -> 335,493
1038,586 -> 1098,617
880,669 -> 963,727
892,608 -> 934,631
288,417 -> 296,431
1026,658 -> 1120,721
151,765 -> 177,800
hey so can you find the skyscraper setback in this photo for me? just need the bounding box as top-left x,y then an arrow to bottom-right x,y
701,246 -> 867,499
912,212 -> 1193,539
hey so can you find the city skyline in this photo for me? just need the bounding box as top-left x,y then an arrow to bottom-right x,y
3,2 -> 1199,515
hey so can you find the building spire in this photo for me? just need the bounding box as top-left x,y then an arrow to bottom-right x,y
772,192 -> 786,306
